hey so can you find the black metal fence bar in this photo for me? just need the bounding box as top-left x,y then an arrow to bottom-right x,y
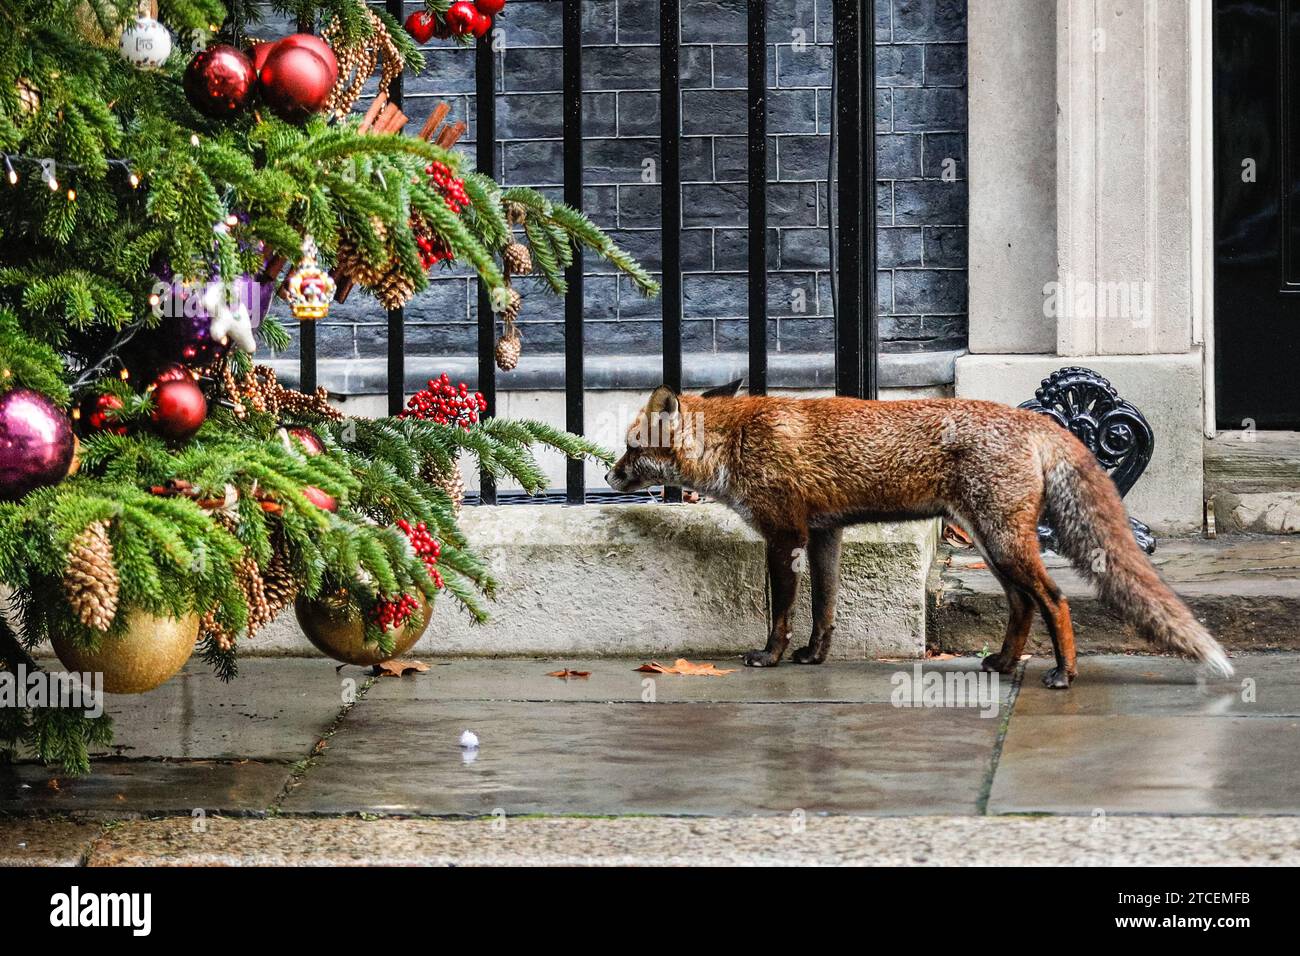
299,317 -> 316,392
833,0 -> 863,399
385,0 -> 406,416
563,0 -> 585,505
476,29 -> 498,505
661,0 -> 683,504
859,1 -> 878,399
747,0 -> 768,396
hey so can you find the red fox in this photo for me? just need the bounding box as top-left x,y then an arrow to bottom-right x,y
606,383 -> 1232,688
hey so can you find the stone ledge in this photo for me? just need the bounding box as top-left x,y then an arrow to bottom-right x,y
254,504 -> 939,660
264,349 -> 964,396
929,535 -> 1300,654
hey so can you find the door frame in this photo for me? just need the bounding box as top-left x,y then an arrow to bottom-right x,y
1194,0 -> 1216,438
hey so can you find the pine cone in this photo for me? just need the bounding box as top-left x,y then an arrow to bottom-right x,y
505,201 -> 528,225
261,534 -> 300,616
63,521 -> 120,632
503,241 -> 533,276
495,327 -> 522,372
376,265 -> 416,310
503,286 -> 523,322
423,458 -> 465,516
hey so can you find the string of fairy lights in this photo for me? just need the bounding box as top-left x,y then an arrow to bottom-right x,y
0,152 -> 144,200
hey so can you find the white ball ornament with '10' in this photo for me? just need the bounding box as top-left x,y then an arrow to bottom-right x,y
120,12 -> 173,71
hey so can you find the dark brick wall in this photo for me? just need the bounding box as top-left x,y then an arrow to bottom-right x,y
259,0 -> 967,364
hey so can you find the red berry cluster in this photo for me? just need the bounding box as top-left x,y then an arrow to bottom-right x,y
370,519 -> 446,628
397,519 -> 444,588
427,161 -> 469,213
399,373 -> 487,428
372,592 -> 420,630
415,161 -> 470,269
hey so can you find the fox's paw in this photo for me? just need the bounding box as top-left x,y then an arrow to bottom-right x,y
743,649 -> 781,668
1042,666 -> 1074,690
981,653 -> 1017,675
792,646 -> 826,665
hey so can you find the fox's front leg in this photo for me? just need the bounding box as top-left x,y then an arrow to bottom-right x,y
793,527 -> 842,664
743,532 -> 806,667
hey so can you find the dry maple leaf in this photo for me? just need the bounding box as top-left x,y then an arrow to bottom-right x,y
634,658 -> 735,677
375,659 -> 430,677
545,668 -> 591,679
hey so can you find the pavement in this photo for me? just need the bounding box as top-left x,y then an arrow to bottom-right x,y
3,652 -> 1300,865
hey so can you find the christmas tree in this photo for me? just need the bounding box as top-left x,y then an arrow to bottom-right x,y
0,0 -> 659,773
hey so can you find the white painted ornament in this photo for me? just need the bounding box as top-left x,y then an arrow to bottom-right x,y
202,283 -> 257,355
459,729 -> 479,749
119,9 -> 173,71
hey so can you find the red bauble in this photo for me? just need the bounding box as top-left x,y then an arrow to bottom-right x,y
445,1 -> 478,35
80,393 -> 128,436
183,45 -> 256,118
258,44 -> 335,122
153,363 -> 192,384
475,0 -> 507,17
150,378 -> 207,441
288,426 -> 325,456
274,33 -> 339,86
249,40 -> 276,74
404,10 -> 437,43
301,485 -> 337,512
470,11 -> 493,38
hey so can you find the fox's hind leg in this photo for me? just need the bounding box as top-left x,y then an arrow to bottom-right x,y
981,513 -> 1077,688
743,531 -> 806,667
793,527 -> 842,665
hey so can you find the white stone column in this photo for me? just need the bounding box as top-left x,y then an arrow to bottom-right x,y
959,0 -> 1204,533
1056,0 -> 1192,356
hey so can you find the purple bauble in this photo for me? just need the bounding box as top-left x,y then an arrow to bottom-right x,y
0,388 -> 75,501
233,272 -> 274,326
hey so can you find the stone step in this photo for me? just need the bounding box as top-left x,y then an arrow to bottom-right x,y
254,504 -> 940,661
1205,431 -> 1300,533
929,534 -> 1300,655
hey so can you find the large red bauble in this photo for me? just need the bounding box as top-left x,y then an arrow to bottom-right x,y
249,41 -> 277,74
274,33 -> 339,85
445,1 -> 478,35
80,393 -> 128,436
475,0 -> 507,16
150,378 -> 208,441
404,11 -> 437,43
470,11 -> 492,38
183,45 -> 256,118
258,43 -> 335,122
0,388 -> 75,501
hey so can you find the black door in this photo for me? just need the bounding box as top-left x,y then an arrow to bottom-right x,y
1215,0 -> 1300,429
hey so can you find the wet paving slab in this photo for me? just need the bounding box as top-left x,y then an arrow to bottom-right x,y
280,696 -> 1006,817
990,655 -> 1300,814
0,760 -> 290,815
362,656 -> 1014,705
84,658 -> 353,761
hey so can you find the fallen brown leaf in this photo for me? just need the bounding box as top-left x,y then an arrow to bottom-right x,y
924,651 -> 957,660
546,668 -> 591,679
963,561 -> 987,571
375,659 -> 429,677
634,658 -> 736,676
943,522 -> 974,548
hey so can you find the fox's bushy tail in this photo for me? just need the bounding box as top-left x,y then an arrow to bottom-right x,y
1040,439 -> 1233,677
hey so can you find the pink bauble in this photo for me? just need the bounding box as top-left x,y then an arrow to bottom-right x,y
0,389 -> 75,501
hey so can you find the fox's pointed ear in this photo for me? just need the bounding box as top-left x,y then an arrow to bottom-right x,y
700,378 -> 743,399
647,384 -> 679,417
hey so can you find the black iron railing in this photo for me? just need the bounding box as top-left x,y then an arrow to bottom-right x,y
301,0 -> 879,504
